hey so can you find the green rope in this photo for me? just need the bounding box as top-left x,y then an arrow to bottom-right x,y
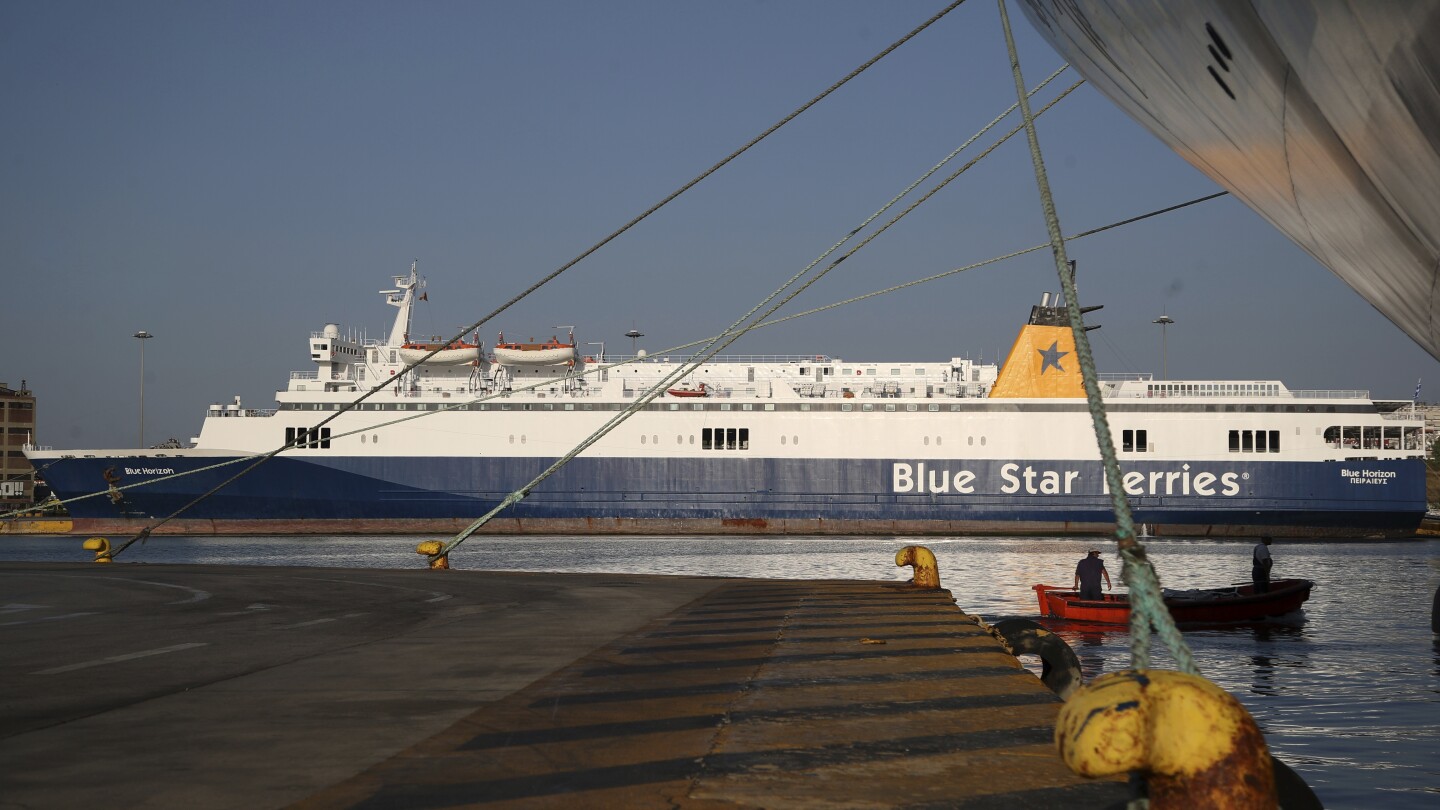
0,188 -> 1226,536
59,1 -> 970,557
996,0 -> 1196,675
434,59 -> 1079,559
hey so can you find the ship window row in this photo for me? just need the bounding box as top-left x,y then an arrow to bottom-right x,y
1322,425 -> 1422,450
1122,429 -> 1149,452
1148,383 -> 1280,397
702,427 -> 750,450
1229,430 -> 1279,453
285,426 -> 332,449
274,401 -> 1377,416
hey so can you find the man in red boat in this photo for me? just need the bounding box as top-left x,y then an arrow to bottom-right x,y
1073,549 -> 1111,600
1253,536 -> 1274,593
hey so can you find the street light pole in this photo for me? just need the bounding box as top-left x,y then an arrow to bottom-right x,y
134,331 -> 153,447
1151,314 -> 1174,380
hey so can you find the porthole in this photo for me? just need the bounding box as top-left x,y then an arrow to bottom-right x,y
936,436 -> 942,446
641,435 -> 647,445
521,435 -> 527,444
509,435 -> 515,444
924,436 -> 930,446
793,435 -> 799,445
981,436 -> 987,446
968,436 -> 974,446
781,435 -> 787,446
676,435 -> 683,444
653,435 -> 659,445
361,435 -> 367,444
689,435 -> 695,445
372,434 -> 378,443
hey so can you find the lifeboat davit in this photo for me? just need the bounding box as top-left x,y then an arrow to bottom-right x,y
492,333 -> 578,366
398,339 -> 482,365
667,382 -> 709,398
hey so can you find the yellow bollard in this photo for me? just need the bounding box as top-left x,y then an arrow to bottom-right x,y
82,537 -> 112,564
1055,669 -> 1275,809
415,540 -> 450,570
894,544 -> 940,589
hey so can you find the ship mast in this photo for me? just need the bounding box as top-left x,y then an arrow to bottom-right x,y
381,260 -> 422,347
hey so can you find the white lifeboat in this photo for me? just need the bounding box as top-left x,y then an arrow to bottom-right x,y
492,333 -> 578,366
398,338 -> 483,366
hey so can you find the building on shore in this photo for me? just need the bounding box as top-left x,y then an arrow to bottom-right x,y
1,381 -> 38,507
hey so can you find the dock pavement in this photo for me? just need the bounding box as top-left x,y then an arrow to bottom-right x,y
0,562 -> 1126,808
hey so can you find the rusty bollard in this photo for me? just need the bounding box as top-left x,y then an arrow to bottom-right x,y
415,540 -> 450,570
82,536 -> 112,563
895,544 -> 940,589
1056,669 -> 1276,809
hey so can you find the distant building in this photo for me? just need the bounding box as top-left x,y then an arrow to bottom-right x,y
1,381 -> 37,506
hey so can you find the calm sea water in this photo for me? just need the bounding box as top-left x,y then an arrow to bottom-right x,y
5,534 -> 1437,808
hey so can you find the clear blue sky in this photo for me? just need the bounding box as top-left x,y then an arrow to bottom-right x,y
5,0 -> 1437,449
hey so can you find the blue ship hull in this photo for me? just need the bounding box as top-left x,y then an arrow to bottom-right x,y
40,455 -> 1425,538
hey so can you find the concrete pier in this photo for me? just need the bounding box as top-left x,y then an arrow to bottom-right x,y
1,563 -> 1126,808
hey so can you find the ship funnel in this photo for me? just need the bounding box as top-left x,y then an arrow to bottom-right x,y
989,294 -> 1091,399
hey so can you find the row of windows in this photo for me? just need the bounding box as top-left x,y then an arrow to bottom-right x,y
285,426 -> 332,449
1322,425 -> 1421,450
1122,430 -> 1149,452
278,400 -> 1363,415
702,427 -> 750,450
1147,383 -> 1281,397
1230,430 -> 1281,453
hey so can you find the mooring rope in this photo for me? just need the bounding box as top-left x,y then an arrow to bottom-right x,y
996,0 -> 1196,674
432,59 -> 1078,559
1,188 -> 1228,537
74,1 -> 970,557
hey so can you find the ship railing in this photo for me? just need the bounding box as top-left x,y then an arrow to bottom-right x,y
1291,389 -> 1370,399
20,443 -> 52,452
206,406 -> 275,417
1380,411 -> 1425,421
609,353 -> 834,364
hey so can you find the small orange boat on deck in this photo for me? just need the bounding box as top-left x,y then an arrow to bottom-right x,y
667,382 -> 709,398
1033,579 -> 1314,625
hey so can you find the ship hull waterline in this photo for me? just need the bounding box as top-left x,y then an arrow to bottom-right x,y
30,454 -> 1424,538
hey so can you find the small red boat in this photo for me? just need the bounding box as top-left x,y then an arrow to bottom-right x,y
1033,579 -> 1313,625
667,382 -> 708,397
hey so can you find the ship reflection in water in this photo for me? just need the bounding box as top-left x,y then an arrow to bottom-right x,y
3,534 -> 1435,807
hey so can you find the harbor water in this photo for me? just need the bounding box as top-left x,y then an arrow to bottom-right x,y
5,534 -> 1437,808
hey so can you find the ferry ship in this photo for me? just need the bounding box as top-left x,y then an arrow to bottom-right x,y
23,264 -> 1426,538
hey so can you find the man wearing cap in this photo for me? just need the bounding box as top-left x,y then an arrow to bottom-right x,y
1073,548 -> 1111,600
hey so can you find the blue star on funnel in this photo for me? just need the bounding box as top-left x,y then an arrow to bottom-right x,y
1038,340 -> 1069,374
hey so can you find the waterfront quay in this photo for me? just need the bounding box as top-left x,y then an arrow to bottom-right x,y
1,562 -> 1125,808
